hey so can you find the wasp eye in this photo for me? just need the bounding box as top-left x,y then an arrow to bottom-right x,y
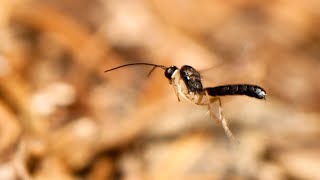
164,66 -> 178,80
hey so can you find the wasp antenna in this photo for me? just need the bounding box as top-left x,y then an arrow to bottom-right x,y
104,63 -> 167,73
147,66 -> 157,77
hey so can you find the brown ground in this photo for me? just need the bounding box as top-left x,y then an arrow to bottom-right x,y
0,0 -> 320,179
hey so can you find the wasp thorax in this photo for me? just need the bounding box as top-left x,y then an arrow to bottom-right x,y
164,66 -> 178,80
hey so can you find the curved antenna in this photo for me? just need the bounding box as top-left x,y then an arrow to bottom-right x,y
104,63 -> 167,73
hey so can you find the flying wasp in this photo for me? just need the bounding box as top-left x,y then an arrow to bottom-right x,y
105,63 -> 266,142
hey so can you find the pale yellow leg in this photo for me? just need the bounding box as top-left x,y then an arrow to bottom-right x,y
205,91 -> 238,143
172,84 -> 180,101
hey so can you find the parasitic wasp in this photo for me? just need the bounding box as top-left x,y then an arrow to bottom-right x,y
104,63 -> 266,142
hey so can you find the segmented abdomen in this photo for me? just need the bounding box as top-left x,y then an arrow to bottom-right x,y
205,84 -> 266,99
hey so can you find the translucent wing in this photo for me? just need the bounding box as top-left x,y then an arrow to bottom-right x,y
200,59 -> 263,88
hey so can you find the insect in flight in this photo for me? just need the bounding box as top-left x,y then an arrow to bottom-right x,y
104,63 -> 266,142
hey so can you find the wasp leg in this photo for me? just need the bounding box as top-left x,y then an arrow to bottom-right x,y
196,94 -> 204,105
205,92 -> 238,143
172,83 -> 181,101
173,80 -> 194,104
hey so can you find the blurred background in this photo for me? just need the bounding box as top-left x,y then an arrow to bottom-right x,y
0,0 -> 320,179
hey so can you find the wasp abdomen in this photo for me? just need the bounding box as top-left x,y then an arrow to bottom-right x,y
205,84 -> 266,99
